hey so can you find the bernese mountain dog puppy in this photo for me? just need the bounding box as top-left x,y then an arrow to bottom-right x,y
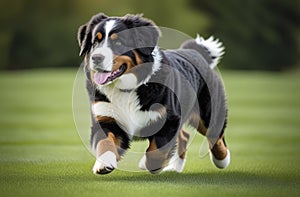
77,13 -> 230,174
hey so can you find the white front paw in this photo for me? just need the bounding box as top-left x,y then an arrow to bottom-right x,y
92,151 -> 117,174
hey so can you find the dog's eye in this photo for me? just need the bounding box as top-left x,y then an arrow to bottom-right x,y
96,32 -> 103,41
110,33 -> 122,46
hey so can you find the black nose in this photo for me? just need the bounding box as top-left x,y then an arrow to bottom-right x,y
92,54 -> 105,64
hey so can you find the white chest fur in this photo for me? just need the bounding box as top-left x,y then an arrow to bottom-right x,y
92,85 -> 161,137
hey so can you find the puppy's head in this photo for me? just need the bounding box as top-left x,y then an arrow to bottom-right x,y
77,13 -> 160,87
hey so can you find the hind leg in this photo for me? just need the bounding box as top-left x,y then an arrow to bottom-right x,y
138,136 -> 176,174
178,129 -> 190,159
163,129 -> 190,172
192,113 -> 230,169
209,135 -> 230,169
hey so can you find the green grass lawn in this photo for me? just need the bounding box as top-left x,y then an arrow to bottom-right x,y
0,69 -> 299,197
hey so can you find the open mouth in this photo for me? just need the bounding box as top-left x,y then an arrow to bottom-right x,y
94,64 -> 127,85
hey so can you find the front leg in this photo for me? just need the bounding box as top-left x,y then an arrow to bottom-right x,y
146,136 -> 176,174
139,117 -> 180,174
86,78 -> 129,174
91,115 -> 129,175
93,130 -> 119,174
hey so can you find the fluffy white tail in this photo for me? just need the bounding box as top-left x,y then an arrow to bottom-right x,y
195,34 -> 225,69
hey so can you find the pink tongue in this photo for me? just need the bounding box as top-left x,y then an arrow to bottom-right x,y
94,72 -> 111,85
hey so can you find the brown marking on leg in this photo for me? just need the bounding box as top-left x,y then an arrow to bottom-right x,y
210,135 -> 228,160
188,112 -> 208,136
147,138 -> 158,152
188,112 -> 227,160
96,132 -> 120,161
145,138 -> 169,173
177,129 -> 190,159
107,132 -> 123,148
95,116 -> 115,123
197,119 -> 208,136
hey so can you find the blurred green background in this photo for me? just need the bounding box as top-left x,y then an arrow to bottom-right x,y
0,0 -> 299,70
0,0 -> 300,196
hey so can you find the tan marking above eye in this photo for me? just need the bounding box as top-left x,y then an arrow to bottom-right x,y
110,33 -> 118,40
96,32 -> 102,40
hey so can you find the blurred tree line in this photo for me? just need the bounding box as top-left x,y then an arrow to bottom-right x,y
0,0 -> 299,70
191,0 -> 300,70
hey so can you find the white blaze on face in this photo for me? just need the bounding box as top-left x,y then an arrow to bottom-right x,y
90,20 -> 116,72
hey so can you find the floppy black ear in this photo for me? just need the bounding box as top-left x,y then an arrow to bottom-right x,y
122,14 -> 160,56
77,24 -> 87,55
77,13 -> 108,56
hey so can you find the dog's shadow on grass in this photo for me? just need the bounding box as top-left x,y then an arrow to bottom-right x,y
92,170 -> 292,187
